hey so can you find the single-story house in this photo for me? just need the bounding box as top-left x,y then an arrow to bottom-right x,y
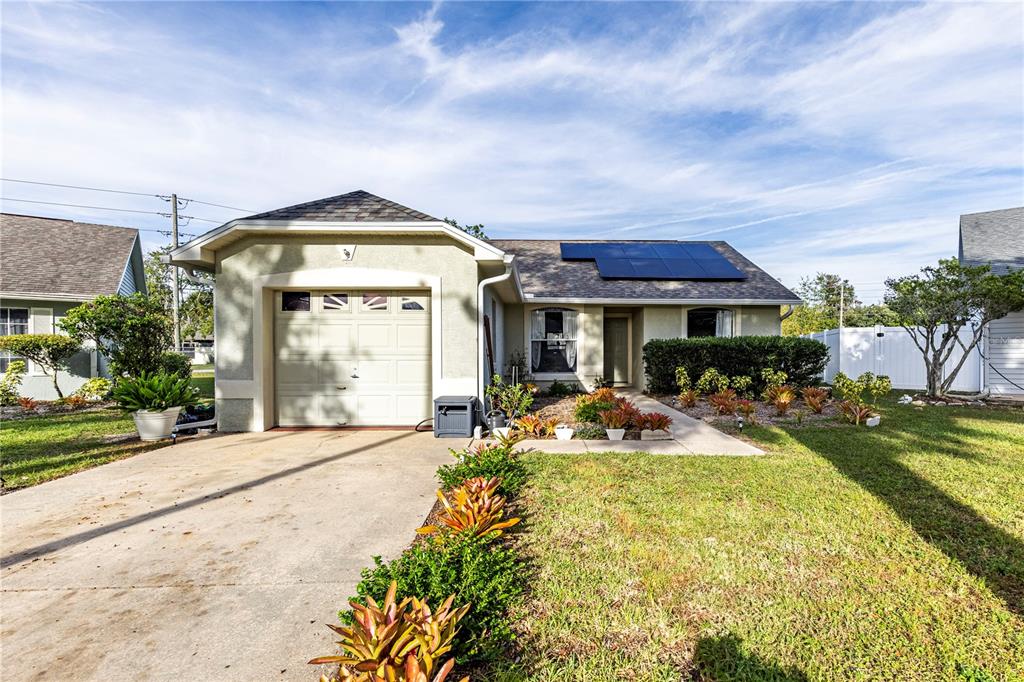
167,191 -> 800,431
0,213 -> 147,399
958,206 -> 1024,397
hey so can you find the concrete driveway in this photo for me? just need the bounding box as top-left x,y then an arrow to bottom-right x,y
1,429 -> 461,681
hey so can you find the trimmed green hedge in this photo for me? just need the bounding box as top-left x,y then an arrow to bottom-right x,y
643,336 -> 829,394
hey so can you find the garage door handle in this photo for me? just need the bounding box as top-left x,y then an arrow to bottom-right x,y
336,386 -> 348,390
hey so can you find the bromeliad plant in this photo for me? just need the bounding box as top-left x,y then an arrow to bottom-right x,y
736,399 -> 757,425
765,385 -> 796,416
598,408 -> 629,430
708,389 -> 739,415
112,372 -> 201,412
839,400 -> 875,426
418,477 -> 521,540
800,387 -> 829,414
637,412 -> 673,431
678,389 -> 699,408
512,414 -> 543,437
310,580 -> 470,682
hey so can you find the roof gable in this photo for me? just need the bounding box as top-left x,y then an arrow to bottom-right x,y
242,190 -> 439,222
0,213 -> 143,299
959,207 -> 1023,275
490,239 -> 799,303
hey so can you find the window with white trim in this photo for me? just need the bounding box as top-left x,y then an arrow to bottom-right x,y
687,307 -> 733,338
530,308 -> 578,373
0,308 -> 29,371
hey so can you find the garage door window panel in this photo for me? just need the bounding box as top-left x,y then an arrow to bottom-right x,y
400,294 -> 429,312
361,293 -> 390,312
281,291 -> 311,312
323,293 -> 350,312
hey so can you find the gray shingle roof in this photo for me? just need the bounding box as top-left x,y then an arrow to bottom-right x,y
958,207 -> 1023,275
0,213 -> 140,298
242,190 -> 439,222
490,239 -> 800,302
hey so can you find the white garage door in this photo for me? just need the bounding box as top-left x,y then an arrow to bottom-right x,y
274,290 -> 431,426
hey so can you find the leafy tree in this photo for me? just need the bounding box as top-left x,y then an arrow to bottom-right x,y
783,274 -> 900,335
0,334 -> 81,398
144,245 -> 213,343
885,259 -> 1024,397
844,303 -> 900,328
781,304 -> 833,336
797,273 -> 858,321
59,293 -> 173,380
443,217 -> 487,240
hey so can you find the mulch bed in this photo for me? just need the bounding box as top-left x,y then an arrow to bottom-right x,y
653,394 -> 843,428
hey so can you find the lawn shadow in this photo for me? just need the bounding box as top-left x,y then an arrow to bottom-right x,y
693,633 -> 807,681
761,404 -> 1024,618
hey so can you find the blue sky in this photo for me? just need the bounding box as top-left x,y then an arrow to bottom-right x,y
2,1 -> 1022,301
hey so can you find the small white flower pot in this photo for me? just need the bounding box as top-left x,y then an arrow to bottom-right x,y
554,426 -> 574,441
132,407 -> 182,441
865,416 -> 881,428
606,428 -> 625,441
641,429 -> 672,441
493,426 -> 511,439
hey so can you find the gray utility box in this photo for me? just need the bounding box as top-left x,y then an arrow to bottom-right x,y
433,396 -> 479,438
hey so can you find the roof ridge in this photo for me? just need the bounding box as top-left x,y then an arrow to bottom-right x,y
242,190 -> 439,222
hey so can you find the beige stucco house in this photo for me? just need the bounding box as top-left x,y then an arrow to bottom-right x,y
167,191 -> 800,431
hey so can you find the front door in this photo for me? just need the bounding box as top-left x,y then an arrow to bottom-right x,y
603,317 -> 630,385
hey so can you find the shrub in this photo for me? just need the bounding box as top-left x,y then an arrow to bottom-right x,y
61,395 -> 89,409
158,351 -> 192,380
313,580 -> 469,681
59,293 -> 172,380
678,389 -> 699,407
695,368 -> 730,395
573,422 -> 606,439
708,389 -> 739,415
638,412 -> 673,431
644,336 -> 829,394
674,367 -> 691,392
347,534 -> 524,663
573,393 -> 617,423
112,372 -> 201,411
485,374 -> 533,419
437,443 -> 526,497
417,477 -> 520,540
546,379 -> 579,397
801,386 -> 828,414
512,414 -> 543,437
73,377 -> 113,401
730,375 -> 753,398
0,359 -> 26,406
17,396 -> 38,411
0,334 -> 81,398
832,371 -> 892,407
598,408 -> 629,429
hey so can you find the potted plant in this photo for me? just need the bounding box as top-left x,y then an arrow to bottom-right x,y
599,408 -> 628,441
485,374 -> 533,438
113,372 -> 201,441
639,412 -> 674,441
554,424 -> 574,440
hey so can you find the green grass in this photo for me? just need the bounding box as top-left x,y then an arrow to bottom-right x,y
191,374 -> 214,399
496,398 -> 1024,681
0,409 -> 167,490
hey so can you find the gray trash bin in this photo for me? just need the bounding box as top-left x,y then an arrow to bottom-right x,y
433,396 -> 478,438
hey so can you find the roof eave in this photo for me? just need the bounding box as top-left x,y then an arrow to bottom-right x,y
521,295 -> 803,306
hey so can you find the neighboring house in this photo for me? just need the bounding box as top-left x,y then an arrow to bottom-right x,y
958,206 -> 1024,397
167,190 -> 799,431
0,213 -> 147,399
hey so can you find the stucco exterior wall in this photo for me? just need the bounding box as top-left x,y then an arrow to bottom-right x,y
1,298 -> 95,400
213,234 -> 481,431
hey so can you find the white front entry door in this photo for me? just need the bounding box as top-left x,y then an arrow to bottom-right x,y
273,290 -> 431,426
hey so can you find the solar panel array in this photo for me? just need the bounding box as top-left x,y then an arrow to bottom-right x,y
559,242 -> 747,280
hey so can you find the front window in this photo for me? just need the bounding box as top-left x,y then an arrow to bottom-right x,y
688,307 -> 733,338
530,308 -> 578,373
0,308 -> 29,371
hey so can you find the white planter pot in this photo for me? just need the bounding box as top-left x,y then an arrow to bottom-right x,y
133,407 -> 182,441
493,427 -> 511,439
555,426 -> 574,441
641,429 -> 672,441
606,428 -> 625,441
865,416 -> 881,428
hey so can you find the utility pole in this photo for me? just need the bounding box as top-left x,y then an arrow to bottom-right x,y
171,193 -> 181,352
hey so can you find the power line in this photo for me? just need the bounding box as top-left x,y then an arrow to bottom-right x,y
1,177 -> 255,213
0,197 -> 221,223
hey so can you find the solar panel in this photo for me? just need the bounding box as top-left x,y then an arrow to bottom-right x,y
560,242 -> 746,280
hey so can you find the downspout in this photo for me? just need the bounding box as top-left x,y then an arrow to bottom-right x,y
780,304 -> 795,321
477,256 -> 515,405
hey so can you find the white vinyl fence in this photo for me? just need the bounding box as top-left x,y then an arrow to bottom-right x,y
802,326 -> 982,392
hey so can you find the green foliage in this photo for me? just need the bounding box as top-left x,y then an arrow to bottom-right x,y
674,366 -> 691,392
955,662 -> 997,682
442,216 -> 487,240
832,371 -> 891,407
112,372 -> 201,411
644,336 -> 829,394
573,394 -> 617,423
730,375 -> 753,398
158,351 -> 193,380
573,422 -> 606,439
485,374 -> 533,419
73,377 -> 113,401
0,360 -> 26,406
695,368 -> 730,395
759,368 -> 789,400
546,379 -> 579,397
885,259 -> 1024,397
145,245 -> 214,343
346,534 -> 524,663
437,443 -> 527,497
0,334 -> 82,398
60,293 -> 173,380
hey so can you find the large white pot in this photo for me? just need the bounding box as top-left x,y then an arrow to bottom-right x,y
133,407 -> 182,441
555,426 -> 574,441
606,428 -> 625,441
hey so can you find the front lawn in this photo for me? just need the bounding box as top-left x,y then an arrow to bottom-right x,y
0,409 -> 167,490
500,398 -> 1024,680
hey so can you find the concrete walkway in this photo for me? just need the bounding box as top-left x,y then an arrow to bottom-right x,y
1,430 -> 461,682
504,390 -> 763,456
